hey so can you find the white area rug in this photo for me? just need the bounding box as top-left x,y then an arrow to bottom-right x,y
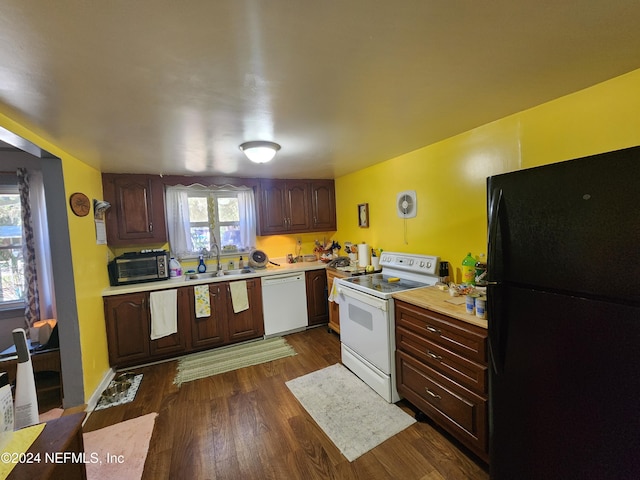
286,363 -> 416,461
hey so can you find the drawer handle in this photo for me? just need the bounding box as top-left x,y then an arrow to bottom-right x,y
426,350 -> 442,361
425,325 -> 441,335
425,388 -> 441,400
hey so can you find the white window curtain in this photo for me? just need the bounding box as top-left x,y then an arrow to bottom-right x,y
165,187 -> 193,258
30,170 -> 55,321
165,185 -> 256,257
237,188 -> 256,249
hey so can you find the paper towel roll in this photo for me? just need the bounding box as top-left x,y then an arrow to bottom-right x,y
358,243 -> 369,267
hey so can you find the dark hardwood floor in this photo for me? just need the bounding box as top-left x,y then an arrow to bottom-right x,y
83,327 -> 489,479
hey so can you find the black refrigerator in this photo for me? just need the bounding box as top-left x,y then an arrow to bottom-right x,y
486,146 -> 640,480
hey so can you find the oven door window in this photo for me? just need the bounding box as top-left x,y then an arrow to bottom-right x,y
339,290 -> 391,374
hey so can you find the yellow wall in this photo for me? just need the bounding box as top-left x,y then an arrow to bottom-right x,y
1,65 -> 639,403
0,113 -> 111,402
334,68 -> 640,282
256,232 -> 335,260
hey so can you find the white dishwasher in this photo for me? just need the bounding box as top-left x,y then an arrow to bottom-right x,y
261,272 -> 309,337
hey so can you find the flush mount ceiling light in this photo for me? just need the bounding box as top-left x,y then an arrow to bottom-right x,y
239,141 -> 281,163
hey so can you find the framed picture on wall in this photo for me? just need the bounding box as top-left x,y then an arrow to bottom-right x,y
358,203 -> 369,228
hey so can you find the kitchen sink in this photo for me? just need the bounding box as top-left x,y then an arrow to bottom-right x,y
186,272 -> 222,280
223,268 -> 255,275
185,268 -> 255,280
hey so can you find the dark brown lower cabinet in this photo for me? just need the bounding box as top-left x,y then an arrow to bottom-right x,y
182,283 -> 227,350
305,269 -> 328,326
225,278 -> 265,343
395,300 -> 489,463
104,292 -> 152,367
104,278 -> 264,367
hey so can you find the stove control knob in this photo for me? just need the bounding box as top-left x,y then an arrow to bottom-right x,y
419,261 -> 425,267
426,262 -> 432,269
408,259 -> 414,265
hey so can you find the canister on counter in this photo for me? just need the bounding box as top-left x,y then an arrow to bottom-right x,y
439,261 -> 450,283
465,294 -> 476,315
475,295 -> 487,319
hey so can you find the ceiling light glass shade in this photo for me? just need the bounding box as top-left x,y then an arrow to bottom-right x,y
239,141 -> 281,163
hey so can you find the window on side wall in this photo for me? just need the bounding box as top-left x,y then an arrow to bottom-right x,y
0,184 -> 24,309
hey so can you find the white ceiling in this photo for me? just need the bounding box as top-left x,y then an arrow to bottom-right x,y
1,1 -> 640,179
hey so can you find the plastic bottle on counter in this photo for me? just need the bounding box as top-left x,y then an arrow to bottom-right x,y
475,254 -> 487,286
197,255 -> 207,273
462,252 -> 476,285
238,256 -> 244,268
169,257 -> 182,278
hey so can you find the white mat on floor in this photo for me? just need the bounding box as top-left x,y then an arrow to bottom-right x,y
285,363 -> 416,461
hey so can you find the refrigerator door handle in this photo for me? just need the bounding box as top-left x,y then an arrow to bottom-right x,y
487,187 -> 503,271
488,283 -> 507,375
487,187 -> 507,375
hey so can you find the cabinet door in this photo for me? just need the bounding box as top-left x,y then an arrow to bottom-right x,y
102,174 -> 167,245
258,180 -> 311,234
104,293 -> 151,367
183,284 -> 227,350
326,269 -> 345,334
306,270 -> 328,326
396,350 -> 488,460
226,278 -> 264,344
286,180 -> 311,232
149,289 -> 187,359
258,181 -> 289,234
310,180 -> 336,231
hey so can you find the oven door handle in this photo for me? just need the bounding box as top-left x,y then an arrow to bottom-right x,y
337,286 -> 388,311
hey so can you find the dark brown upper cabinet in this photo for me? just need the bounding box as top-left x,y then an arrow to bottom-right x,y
102,173 -> 167,246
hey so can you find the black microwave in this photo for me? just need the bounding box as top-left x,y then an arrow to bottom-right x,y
108,250 -> 169,286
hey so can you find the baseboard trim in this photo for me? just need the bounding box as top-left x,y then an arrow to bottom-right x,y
85,367 -> 115,417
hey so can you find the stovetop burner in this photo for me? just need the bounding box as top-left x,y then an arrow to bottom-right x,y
340,273 -> 428,294
337,252 -> 440,299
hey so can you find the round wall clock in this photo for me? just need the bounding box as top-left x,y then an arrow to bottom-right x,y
69,192 -> 91,217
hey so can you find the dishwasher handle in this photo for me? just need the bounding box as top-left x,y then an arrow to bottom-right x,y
261,273 -> 305,286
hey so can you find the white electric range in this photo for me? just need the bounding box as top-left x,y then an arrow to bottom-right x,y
335,252 -> 439,403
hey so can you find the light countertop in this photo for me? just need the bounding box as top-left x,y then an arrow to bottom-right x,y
392,286 -> 488,329
102,259 -> 327,297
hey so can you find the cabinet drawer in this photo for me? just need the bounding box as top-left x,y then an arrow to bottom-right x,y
396,301 -> 487,364
396,326 -> 487,395
396,350 -> 488,459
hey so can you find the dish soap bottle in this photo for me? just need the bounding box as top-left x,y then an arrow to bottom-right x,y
197,255 -> 207,273
238,256 -> 244,268
462,252 -> 476,285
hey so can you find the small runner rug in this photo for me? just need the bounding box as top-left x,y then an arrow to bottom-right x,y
174,337 -> 297,386
84,412 -> 158,480
286,363 -> 416,462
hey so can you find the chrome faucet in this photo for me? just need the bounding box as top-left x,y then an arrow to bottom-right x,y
210,236 -> 222,275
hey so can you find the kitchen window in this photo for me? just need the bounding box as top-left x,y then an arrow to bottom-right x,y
0,186 -> 24,308
166,185 -> 256,258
